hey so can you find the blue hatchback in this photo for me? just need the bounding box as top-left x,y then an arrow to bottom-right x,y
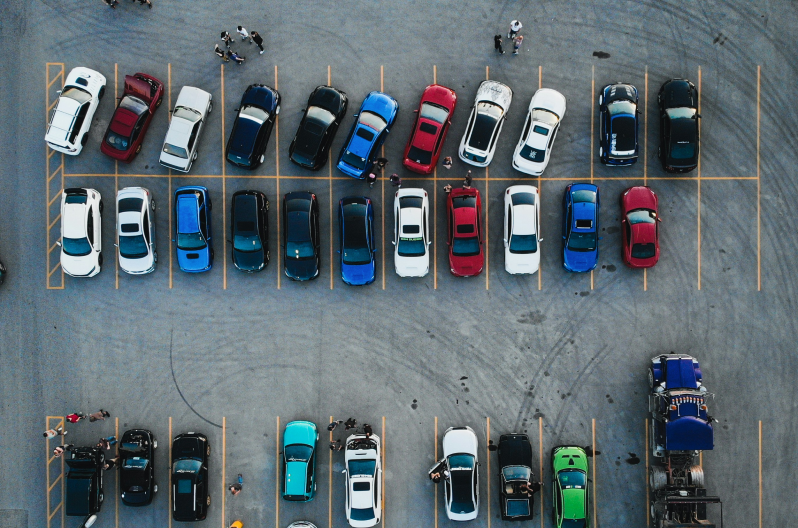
336,91 -> 399,179
339,197 -> 375,285
562,183 -> 599,272
598,83 -> 639,166
174,186 -> 213,272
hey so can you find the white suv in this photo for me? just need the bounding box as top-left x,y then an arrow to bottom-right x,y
345,434 -> 382,527
116,187 -> 157,275
393,188 -> 430,277
159,86 -> 213,173
46,67 -> 106,155
59,188 -> 102,277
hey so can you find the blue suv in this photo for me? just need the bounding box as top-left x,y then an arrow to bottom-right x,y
174,186 -> 213,272
562,183 -> 599,272
337,91 -> 399,179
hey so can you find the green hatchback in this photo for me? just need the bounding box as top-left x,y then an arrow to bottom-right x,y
551,446 -> 590,528
282,421 -> 319,501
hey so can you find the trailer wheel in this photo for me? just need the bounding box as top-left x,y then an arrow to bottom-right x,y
650,466 -> 667,491
688,465 -> 705,487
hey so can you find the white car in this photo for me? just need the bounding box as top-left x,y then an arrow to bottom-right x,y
59,188 -> 102,277
393,188 -> 430,277
458,80 -> 513,167
344,434 -> 382,527
116,187 -> 157,275
503,186 -> 541,274
443,426 -> 479,521
45,67 -> 106,155
159,86 -> 213,173
512,89 -> 566,175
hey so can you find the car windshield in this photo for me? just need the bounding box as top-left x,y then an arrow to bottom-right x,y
452,195 -> 476,209
240,104 -> 269,124
123,458 -> 149,470
284,444 -> 313,462
407,146 -> 432,166
176,232 -> 206,250
119,234 -> 149,259
627,209 -> 656,224
307,105 -> 335,125
397,236 -> 426,257
341,150 -> 367,170
572,190 -> 597,203
568,232 -> 597,252
532,108 -> 559,125
350,508 -> 375,521
519,144 -> 546,162
509,234 -> 537,254
163,143 -> 188,159
452,236 -> 480,257
359,110 -> 388,133
173,106 -> 201,122
234,234 -> 262,252
666,107 -> 696,120
120,95 -> 148,115
632,243 -> 656,259
502,466 -> 531,481
174,459 -> 202,474
468,102 -> 502,150
348,459 -> 376,477
557,470 -> 586,489
607,100 -> 636,116
561,520 -> 586,528
448,454 -> 475,470
61,86 -> 92,104
420,102 -> 450,124
286,241 -> 314,259
62,237 -> 92,257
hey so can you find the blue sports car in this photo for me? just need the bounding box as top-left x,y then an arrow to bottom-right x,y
337,91 -> 399,179
339,196 -> 375,285
174,186 -> 213,272
598,83 -> 639,166
562,183 -> 599,272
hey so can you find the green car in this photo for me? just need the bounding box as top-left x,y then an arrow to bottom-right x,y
282,421 -> 319,501
551,446 -> 590,528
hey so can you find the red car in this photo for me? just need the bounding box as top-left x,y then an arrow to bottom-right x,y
402,84 -> 457,174
621,186 -> 661,268
447,187 -> 483,276
100,73 -> 164,162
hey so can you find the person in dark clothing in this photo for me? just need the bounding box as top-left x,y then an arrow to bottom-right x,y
389,174 -> 402,187
374,157 -> 389,171
363,424 -> 373,438
251,31 -> 265,54
328,420 -> 343,432
221,31 -> 234,48
494,35 -> 505,55
344,418 -> 357,430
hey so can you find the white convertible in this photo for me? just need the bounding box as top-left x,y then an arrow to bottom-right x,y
443,426 -> 479,521
345,434 -> 382,527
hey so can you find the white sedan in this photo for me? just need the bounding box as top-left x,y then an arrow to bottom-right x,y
458,80 -> 513,167
159,86 -> 213,173
393,188 -> 430,277
345,434 -> 382,527
116,187 -> 157,275
59,188 -> 103,277
45,67 -> 106,155
443,426 -> 479,521
511,88 -> 566,175
503,186 -> 541,274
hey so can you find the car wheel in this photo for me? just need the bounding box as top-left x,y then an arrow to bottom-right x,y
599,146 -> 603,158
206,494 -> 211,506
598,94 -> 603,105
135,144 -> 142,154
650,466 -> 667,491
207,444 -> 211,456
208,102 -> 213,114
265,201 -> 270,211
688,465 -> 705,487
99,86 -> 105,100
266,250 -> 270,261
210,249 -> 215,261
156,97 -> 163,107
98,253 -> 103,266
81,134 -> 88,146
657,146 -> 661,159
193,151 -> 198,161
275,105 -> 281,115
648,368 -> 656,389
151,198 -> 156,211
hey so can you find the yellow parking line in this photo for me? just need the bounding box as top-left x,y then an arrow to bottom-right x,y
590,65 -> 595,291
329,416 -> 333,528
276,416 -> 281,528
49,164 -> 64,181
221,64 -> 227,290
47,98 -> 60,112
115,417 -> 119,528
485,65 -> 490,291
222,416 -> 226,528
381,64 -> 386,290
47,474 -> 63,493
433,66 -> 438,290
697,66 -> 702,291
486,417 -> 491,528
539,417 -> 544,528
275,65 -> 281,290
169,416 -> 173,528
48,192 -> 61,208
168,64 -> 173,290
757,66 -> 761,291
645,419 -> 650,528
382,416 -> 386,528
48,214 -> 61,231
48,147 -> 58,160
48,503 -> 62,520
592,419 -> 597,528
434,416 -> 438,528
115,67 -> 119,291
47,75 -> 62,89
758,420 -> 763,528
538,65 -> 542,291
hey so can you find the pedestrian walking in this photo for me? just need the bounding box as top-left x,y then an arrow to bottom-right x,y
374,157 -> 389,171
89,410 -> 110,422
367,172 -> 377,188
215,44 -> 229,61
507,20 -> 523,40
137,0 -> 153,7
428,459 -> 445,483
229,51 -> 246,65
330,439 -> 342,451
442,156 -> 452,169
229,484 -> 242,495
494,35 -> 505,55
344,418 -> 357,430
443,184 -> 453,194
251,31 -> 265,54
237,26 -> 251,42
43,427 -> 67,439
463,170 -> 472,189
53,444 -> 74,458
363,424 -> 373,438
102,0 -> 119,8
328,420 -> 343,432
512,35 -> 524,55
66,412 -> 85,424
389,174 -> 402,187
237,474 -> 244,486
103,457 -> 119,471
221,31 -> 234,48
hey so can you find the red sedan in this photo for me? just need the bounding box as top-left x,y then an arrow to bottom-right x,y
402,84 -> 457,174
100,73 -> 164,162
621,186 -> 661,268
447,187 -> 483,276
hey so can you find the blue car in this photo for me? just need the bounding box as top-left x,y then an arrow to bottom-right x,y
336,91 -> 399,179
598,83 -> 639,165
174,186 -> 213,272
339,196 -> 375,285
562,183 -> 599,272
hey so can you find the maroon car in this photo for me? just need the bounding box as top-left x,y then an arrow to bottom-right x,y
621,186 -> 661,268
101,73 -> 164,162
447,187 -> 484,277
402,84 -> 457,174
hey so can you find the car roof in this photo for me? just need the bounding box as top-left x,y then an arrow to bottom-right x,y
412,117 -> 441,151
511,204 -> 536,235
63,203 -> 88,238
176,194 -> 200,233
165,117 -> 193,147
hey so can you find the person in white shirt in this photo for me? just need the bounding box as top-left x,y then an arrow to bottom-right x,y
508,20 -> 523,40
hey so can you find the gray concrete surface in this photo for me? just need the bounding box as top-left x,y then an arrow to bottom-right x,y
1,0 -> 797,527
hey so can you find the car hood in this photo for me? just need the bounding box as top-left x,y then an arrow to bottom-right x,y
361,92 -> 398,123
242,85 -> 277,111
563,247 -> 597,272
61,252 -> 97,277
285,257 -> 318,281
175,87 -> 211,113
476,80 -> 513,111
342,261 -> 375,285
285,422 -> 317,446
662,80 -> 695,108
310,86 -> 344,114
529,88 -> 566,117
624,187 -> 657,211
177,247 -> 211,272
233,247 -> 265,271
443,428 -> 478,457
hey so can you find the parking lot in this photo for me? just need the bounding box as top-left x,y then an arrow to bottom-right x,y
2,1 -> 798,527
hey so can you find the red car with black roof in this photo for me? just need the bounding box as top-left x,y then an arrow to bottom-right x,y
447,187 -> 483,277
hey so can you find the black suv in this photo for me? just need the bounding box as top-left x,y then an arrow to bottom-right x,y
172,432 -> 210,522
119,429 -> 157,506
231,190 -> 270,272
66,447 -> 104,520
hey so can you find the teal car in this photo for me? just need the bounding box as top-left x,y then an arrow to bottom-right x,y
282,421 -> 319,501
552,446 -> 590,528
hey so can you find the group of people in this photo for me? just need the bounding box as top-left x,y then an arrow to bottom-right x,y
47,410 -> 117,467
327,418 -> 374,451
428,459 -> 542,495
494,20 -> 524,55
215,26 -> 266,65
101,0 -> 152,9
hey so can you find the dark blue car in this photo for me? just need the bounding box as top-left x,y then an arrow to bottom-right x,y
337,91 -> 399,179
339,196 -> 375,285
598,83 -> 639,166
226,84 -> 280,169
174,186 -> 213,272
562,183 -> 599,272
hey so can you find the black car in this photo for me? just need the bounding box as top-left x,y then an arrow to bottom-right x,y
231,190 -> 269,272
498,433 -> 536,521
283,191 -> 320,281
289,86 -> 349,170
171,432 -> 210,522
598,83 -> 639,166
66,446 -> 104,520
119,429 -> 157,506
226,84 -> 281,169
658,78 -> 700,173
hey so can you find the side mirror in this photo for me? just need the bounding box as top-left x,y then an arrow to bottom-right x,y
391,241 -> 395,245
353,113 -> 359,117
56,240 -> 62,247
503,238 -> 507,243
695,113 -> 701,119
56,90 -> 62,95
113,243 -> 119,248
539,237 -> 544,242
427,241 -> 432,245
337,250 -> 341,254
657,217 -> 663,222
171,239 -> 175,243
413,109 -> 418,113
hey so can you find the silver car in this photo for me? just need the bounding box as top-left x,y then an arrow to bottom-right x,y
458,80 -> 513,167
159,86 -> 213,173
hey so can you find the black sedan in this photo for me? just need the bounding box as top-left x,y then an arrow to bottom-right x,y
226,84 -> 281,169
598,83 -> 639,166
231,190 -> 269,272
498,433 -> 536,521
66,446 -> 104,520
283,192 -> 320,281
658,78 -> 700,173
289,85 -> 349,170
119,429 -> 157,506
172,432 -> 210,522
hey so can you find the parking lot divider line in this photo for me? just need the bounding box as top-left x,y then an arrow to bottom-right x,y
47,503 -> 61,521
759,420 -> 763,528
169,416 -> 172,528
48,164 -> 64,182
382,416 -> 386,528
644,269 -> 647,291
47,74 -> 62,89
699,451 -> 702,468
486,417 -> 491,528
48,214 -> 61,232
222,416 -> 226,528
328,65 -> 331,85
592,418 -> 597,528
434,416 -> 438,528
275,66 -> 281,291
434,65 -> 438,290
221,64 -> 227,290
644,66 -> 648,187
47,474 -> 62,493
697,66 -> 702,291
330,151 -> 334,289
486,167 -> 489,290
276,416 -> 280,528
48,147 -> 57,160
645,419 -> 650,528
115,417 -> 119,528
329,416 -> 333,528
539,417 -> 543,528
381,65 -> 386,291
168,64 -> 173,290
47,98 -> 60,112
48,241 -> 59,253
757,65 -> 761,291
539,65 -> 542,90
538,66 -> 543,291
48,263 -> 61,278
